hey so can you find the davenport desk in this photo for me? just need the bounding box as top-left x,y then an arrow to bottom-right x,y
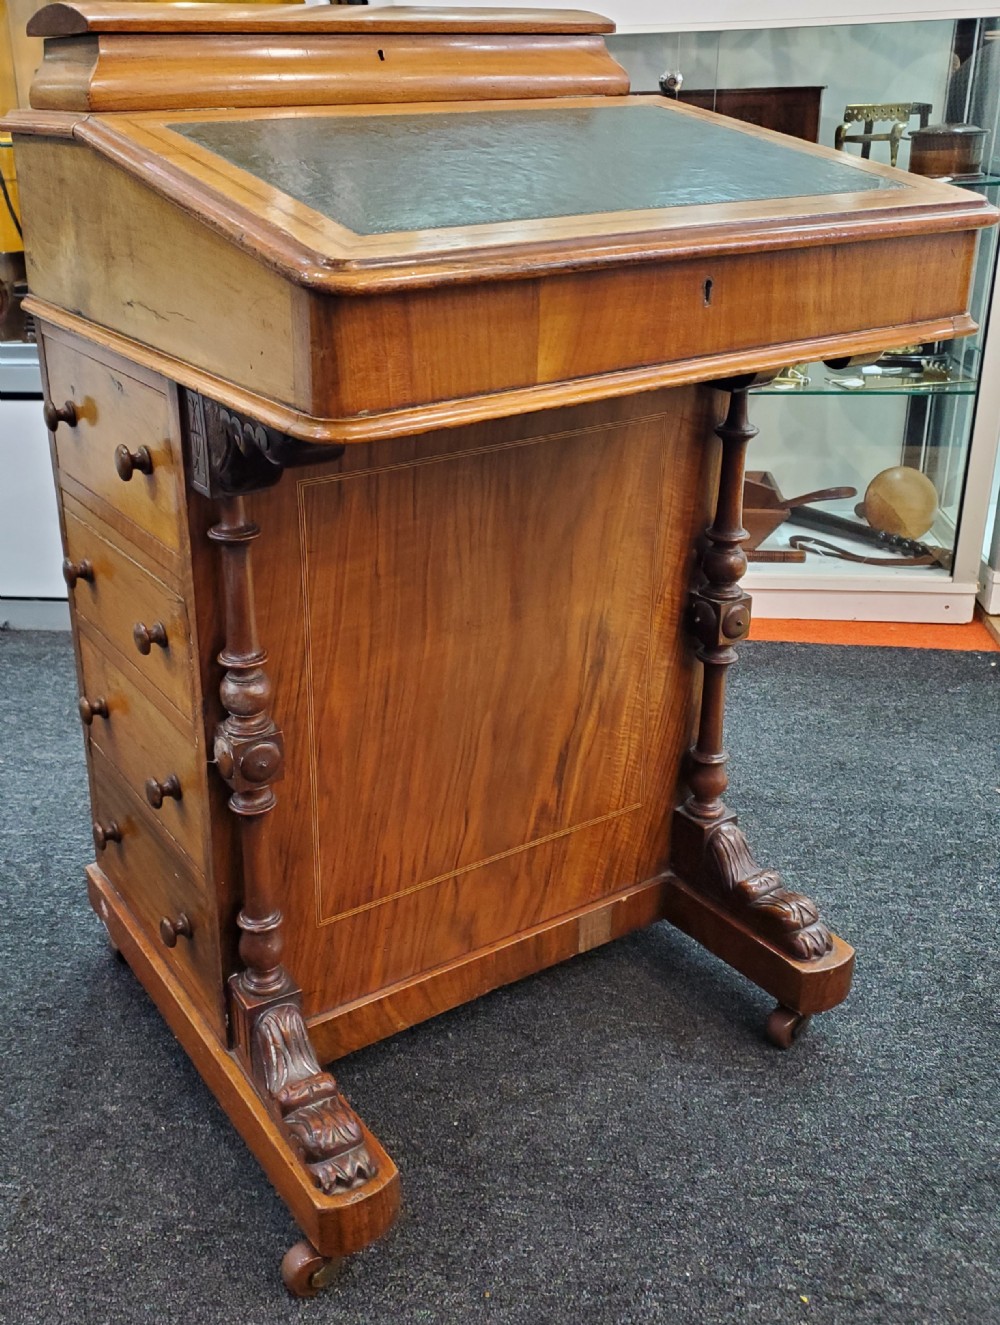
7,2 -> 993,1295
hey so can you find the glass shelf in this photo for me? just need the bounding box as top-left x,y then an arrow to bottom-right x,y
753,361 -> 978,396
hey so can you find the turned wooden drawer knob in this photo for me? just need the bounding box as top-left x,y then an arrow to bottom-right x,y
114,444 -> 154,482
132,620 -> 168,654
159,913 -> 192,947
43,399 -> 77,431
62,557 -> 94,588
78,695 -> 109,725
145,773 -> 182,809
92,819 -> 122,850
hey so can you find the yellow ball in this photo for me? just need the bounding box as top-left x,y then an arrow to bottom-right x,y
862,467 -> 938,540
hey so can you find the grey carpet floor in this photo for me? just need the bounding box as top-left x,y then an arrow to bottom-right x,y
0,630 -> 997,1325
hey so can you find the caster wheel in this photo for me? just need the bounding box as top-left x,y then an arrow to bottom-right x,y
765,1005 -> 811,1050
281,1240 -> 342,1298
106,933 -> 126,963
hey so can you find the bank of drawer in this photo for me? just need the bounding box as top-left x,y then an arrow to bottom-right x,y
78,632 -> 208,867
44,336 -> 185,553
65,506 -> 197,724
90,750 -> 220,1021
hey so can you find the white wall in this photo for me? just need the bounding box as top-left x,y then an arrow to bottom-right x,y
366,1 -> 1000,36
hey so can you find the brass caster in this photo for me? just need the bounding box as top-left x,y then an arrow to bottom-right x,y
765,1004 -> 811,1050
281,1240 -> 343,1298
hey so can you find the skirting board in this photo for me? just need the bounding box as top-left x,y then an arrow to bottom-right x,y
0,597 -> 71,630
978,561 -> 1000,616
746,579 -> 978,623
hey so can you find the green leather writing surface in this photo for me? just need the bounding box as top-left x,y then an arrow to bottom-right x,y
174,104 -> 892,237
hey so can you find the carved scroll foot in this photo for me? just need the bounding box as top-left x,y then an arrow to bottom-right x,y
231,981 -> 378,1196
667,807 -> 854,1019
672,808 -> 832,960
705,819 -> 833,961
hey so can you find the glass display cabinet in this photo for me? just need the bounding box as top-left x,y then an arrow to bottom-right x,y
603,12 -> 1000,621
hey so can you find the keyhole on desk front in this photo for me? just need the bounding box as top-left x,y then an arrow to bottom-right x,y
377,48 -> 385,61
703,278 -> 714,307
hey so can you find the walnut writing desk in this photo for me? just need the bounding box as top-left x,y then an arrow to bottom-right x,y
7,2 -> 994,1295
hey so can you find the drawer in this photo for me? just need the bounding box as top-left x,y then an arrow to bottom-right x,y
79,632 -> 209,867
90,749 -> 221,1027
43,335 -> 185,553
65,505 -> 197,724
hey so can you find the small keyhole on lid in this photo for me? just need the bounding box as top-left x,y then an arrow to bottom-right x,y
703,278 -> 714,306
377,48 -> 385,61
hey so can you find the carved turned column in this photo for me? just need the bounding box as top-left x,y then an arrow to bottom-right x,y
672,385 -> 833,962
204,448 -> 375,1194
209,499 -> 291,1010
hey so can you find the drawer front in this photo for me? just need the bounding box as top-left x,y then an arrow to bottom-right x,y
44,335 -> 185,553
79,632 -> 208,867
90,750 -> 221,1025
65,506 -> 197,723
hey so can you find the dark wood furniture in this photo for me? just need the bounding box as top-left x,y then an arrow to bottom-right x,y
676,85 -> 824,142
6,2 -> 993,1296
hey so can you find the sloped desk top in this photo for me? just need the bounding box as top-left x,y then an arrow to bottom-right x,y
171,103 -> 890,237
8,95 -> 995,438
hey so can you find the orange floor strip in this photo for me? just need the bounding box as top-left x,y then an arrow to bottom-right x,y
748,616 -> 1000,651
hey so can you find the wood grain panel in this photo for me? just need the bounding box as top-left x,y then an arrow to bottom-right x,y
19,140 -> 300,405
63,497 -> 197,722
320,232 -> 975,417
79,630 -> 209,866
308,876 -> 673,1062
43,329 -> 186,550
317,280 -> 542,419
32,32 -> 629,112
248,388 -> 716,1019
30,6 -> 617,37
298,418 -> 659,919
534,235 -> 976,384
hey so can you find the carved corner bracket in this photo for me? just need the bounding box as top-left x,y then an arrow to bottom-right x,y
209,495 -> 378,1195
181,389 -> 344,498
672,384 -> 833,964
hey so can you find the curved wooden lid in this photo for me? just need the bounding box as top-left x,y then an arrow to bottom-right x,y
28,2 -> 615,37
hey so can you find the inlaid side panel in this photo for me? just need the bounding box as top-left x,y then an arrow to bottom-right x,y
248,389 -> 717,1019
298,420 -> 658,919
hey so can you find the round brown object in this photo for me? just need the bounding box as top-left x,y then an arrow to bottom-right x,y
862,466 -> 938,539
908,122 -> 985,180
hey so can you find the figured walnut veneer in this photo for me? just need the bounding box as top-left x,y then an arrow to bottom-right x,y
230,391 -> 714,1026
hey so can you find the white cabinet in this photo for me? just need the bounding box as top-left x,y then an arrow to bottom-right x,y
0,391 -> 68,624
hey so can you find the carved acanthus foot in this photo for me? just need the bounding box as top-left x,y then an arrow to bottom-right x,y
253,1002 -> 378,1194
706,820 -> 833,960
